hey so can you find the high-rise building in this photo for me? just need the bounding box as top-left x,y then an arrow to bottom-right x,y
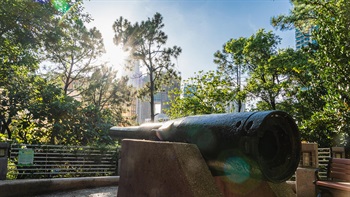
295,27 -> 317,50
126,60 -> 180,124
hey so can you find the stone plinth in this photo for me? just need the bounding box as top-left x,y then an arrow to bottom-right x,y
296,167 -> 316,197
118,139 -> 295,197
117,139 -> 221,197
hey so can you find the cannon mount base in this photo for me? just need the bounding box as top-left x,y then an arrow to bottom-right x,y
117,139 -> 294,197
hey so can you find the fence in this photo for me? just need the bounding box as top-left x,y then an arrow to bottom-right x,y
293,146 -> 333,181
317,148 -> 331,179
8,144 -> 119,179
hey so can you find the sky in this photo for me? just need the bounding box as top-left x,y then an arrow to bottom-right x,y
83,0 -> 295,80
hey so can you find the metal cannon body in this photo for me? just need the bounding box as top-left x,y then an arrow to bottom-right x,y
110,111 -> 301,183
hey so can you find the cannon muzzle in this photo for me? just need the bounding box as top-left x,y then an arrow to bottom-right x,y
110,111 -> 301,183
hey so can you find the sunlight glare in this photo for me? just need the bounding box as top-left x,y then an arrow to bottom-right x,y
102,44 -> 131,78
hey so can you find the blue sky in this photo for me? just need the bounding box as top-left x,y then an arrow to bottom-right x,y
83,0 -> 295,80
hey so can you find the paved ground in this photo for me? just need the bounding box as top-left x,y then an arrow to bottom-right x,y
34,186 -> 118,197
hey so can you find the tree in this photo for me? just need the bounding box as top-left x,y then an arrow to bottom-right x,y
0,68 -> 34,140
0,0 -> 61,141
28,79 -> 82,145
43,2 -> 104,96
272,0 -> 350,147
214,37 -> 247,112
0,0 -> 130,145
242,29 -> 283,110
217,29 -> 298,111
18,73 -> 130,145
113,12 -> 182,122
215,29 -> 314,124
167,70 -> 234,119
81,65 -> 134,127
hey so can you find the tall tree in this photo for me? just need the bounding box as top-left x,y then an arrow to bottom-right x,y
217,30 -> 287,111
43,2 -> 105,96
215,29 -> 309,115
214,37 -> 247,112
81,65 -> 133,126
272,0 -> 350,147
28,79 -> 82,145
113,12 -> 182,122
0,0 -> 60,140
242,29 -> 282,110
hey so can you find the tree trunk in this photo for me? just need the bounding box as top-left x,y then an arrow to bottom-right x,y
238,99 -> 242,112
150,69 -> 155,122
1,117 -> 12,139
237,64 -> 242,112
271,99 -> 276,110
50,119 -> 59,144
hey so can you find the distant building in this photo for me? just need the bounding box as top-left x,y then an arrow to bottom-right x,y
126,60 -> 180,124
182,83 -> 196,98
66,79 -> 82,101
295,27 -> 317,50
155,79 -> 181,114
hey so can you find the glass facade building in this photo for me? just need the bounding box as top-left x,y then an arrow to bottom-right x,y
295,28 -> 312,50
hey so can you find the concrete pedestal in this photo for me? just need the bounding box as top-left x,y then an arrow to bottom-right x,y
296,167 -> 317,197
118,139 -> 295,197
118,139 -> 221,197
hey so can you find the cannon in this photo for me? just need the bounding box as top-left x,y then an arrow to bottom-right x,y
110,110 -> 301,183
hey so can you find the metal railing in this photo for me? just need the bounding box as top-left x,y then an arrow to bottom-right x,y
317,148 -> 331,179
8,144 -> 119,179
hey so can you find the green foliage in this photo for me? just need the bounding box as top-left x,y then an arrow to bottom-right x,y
43,2 -> 105,96
272,0 -> 350,147
22,72 -> 132,146
0,0 -> 130,146
81,65 -> 133,123
214,37 -> 247,112
241,29 -> 282,110
0,0 -> 58,140
6,160 -> 18,180
80,65 -> 134,144
113,12 -> 182,122
0,0 -> 57,50
0,67 -> 38,140
6,75 -> 128,146
167,70 -> 234,119
212,27 -> 331,147
216,29 -> 305,112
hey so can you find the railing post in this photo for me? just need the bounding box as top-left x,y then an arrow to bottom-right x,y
296,142 -> 319,197
300,142 -> 319,168
0,142 -> 9,180
331,147 -> 345,158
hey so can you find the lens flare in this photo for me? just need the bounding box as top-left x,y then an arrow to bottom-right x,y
224,157 -> 250,183
215,156 -> 264,196
51,0 -> 70,14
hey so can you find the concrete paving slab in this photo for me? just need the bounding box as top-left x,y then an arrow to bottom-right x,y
34,186 -> 118,197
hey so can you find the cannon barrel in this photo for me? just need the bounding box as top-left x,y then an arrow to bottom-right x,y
110,111 -> 301,183
110,122 -> 162,140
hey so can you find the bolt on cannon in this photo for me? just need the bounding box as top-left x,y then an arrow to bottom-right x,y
110,110 -> 301,183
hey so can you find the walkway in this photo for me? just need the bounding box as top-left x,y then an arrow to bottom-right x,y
34,186 -> 118,197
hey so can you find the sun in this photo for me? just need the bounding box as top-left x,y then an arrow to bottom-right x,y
104,44 -> 129,69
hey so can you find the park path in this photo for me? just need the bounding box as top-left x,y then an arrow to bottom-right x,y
34,186 -> 118,197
